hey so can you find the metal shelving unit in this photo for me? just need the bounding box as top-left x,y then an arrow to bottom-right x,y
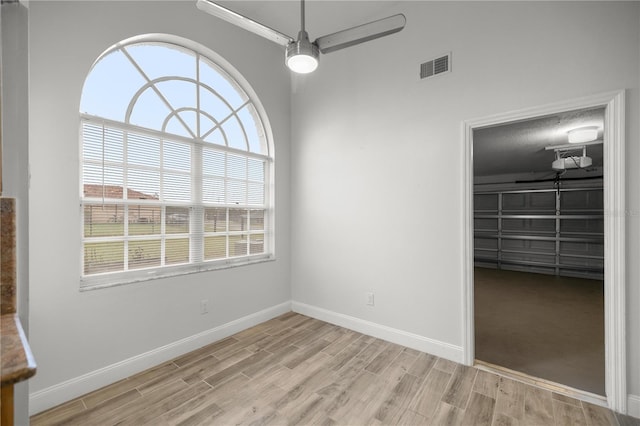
474,186 -> 604,279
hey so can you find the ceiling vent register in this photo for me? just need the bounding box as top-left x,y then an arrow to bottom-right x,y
420,53 -> 451,79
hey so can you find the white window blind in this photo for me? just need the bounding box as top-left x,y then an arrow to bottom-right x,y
80,39 -> 273,288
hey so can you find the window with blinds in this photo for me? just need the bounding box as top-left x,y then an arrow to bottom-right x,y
79,37 -> 273,288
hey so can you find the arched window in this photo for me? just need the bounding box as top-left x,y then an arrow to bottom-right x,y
80,35 -> 273,288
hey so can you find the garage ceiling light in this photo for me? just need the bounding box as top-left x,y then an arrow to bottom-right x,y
568,126 -> 598,144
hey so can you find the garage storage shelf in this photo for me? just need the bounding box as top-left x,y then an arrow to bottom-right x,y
474,186 -> 604,280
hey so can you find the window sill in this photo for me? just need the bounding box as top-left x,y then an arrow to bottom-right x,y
79,255 -> 275,291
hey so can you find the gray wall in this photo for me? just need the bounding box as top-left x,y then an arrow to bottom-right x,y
290,0 -> 640,407
26,0 -> 291,413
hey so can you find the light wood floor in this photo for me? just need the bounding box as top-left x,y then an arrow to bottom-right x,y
31,312 -> 636,426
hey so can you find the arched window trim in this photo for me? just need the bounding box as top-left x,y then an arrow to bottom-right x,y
84,33 -> 273,155
79,34 -> 275,290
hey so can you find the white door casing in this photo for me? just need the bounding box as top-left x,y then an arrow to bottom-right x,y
462,90 -> 627,413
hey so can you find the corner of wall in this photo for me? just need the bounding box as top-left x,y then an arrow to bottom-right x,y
1,1 -> 31,424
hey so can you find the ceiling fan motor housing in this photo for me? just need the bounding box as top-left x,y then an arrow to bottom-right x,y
286,31 -> 320,73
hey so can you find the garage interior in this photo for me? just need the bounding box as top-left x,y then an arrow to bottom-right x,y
473,107 -> 606,397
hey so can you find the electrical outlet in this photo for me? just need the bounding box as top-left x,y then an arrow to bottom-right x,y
366,292 -> 375,306
200,299 -> 209,315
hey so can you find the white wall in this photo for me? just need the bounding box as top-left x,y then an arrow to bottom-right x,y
2,2 -> 31,424
290,0 -> 640,410
27,0 -> 291,413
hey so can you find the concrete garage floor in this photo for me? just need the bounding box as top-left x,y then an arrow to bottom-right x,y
474,267 -> 605,396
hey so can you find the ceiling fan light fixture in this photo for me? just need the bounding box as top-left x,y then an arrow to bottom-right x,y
568,126 -> 598,144
197,0 -> 406,76
286,31 -> 319,74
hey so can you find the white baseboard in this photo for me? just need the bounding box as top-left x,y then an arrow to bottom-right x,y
291,301 -> 463,363
29,301 -> 291,416
628,394 -> 640,418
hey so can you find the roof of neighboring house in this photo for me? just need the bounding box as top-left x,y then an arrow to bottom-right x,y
83,184 -> 158,200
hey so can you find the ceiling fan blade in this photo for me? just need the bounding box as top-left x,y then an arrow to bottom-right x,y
196,0 -> 294,47
315,14 -> 406,54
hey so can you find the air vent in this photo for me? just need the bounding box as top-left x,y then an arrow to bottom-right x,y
420,53 -> 451,79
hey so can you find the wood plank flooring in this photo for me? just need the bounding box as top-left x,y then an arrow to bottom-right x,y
31,313 -> 637,426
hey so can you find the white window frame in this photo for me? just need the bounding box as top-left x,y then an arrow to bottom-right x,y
79,34 -> 275,290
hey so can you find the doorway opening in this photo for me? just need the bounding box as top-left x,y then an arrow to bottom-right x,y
473,107 -> 605,396
462,91 -> 627,412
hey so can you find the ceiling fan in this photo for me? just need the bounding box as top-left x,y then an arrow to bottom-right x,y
196,0 -> 406,74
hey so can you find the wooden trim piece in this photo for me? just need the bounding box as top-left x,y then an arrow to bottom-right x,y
1,384 -> 15,426
474,360 -> 608,408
